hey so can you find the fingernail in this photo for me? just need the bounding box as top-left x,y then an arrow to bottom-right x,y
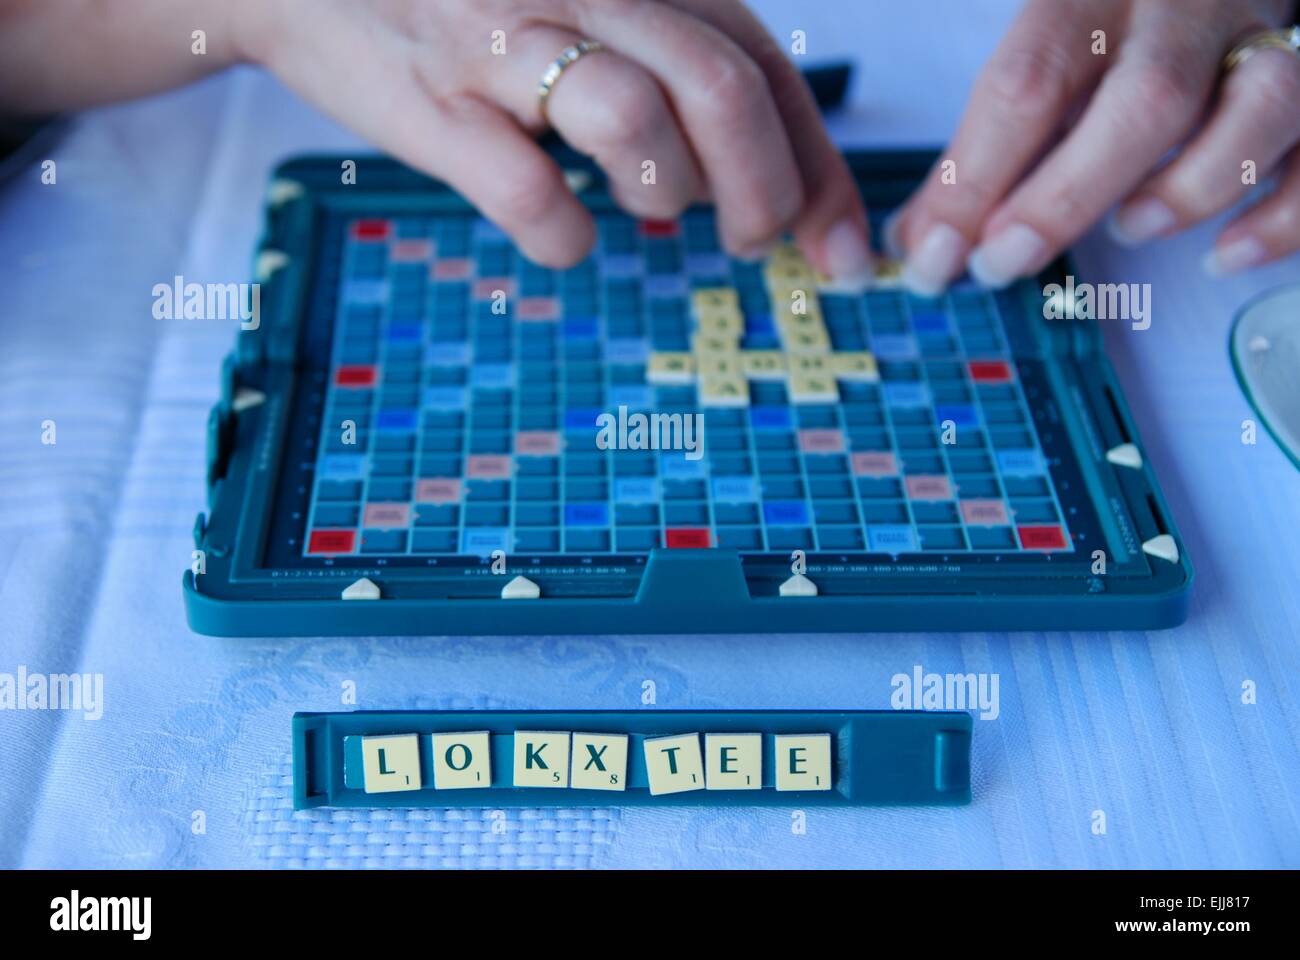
901,222 -> 967,297
1109,197 -> 1176,247
968,223 -> 1047,289
823,217 -> 875,281
882,210 -> 906,258
734,239 -> 777,262
1202,235 -> 1268,277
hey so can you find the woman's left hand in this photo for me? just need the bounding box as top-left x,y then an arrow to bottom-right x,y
888,0 -> 1300,295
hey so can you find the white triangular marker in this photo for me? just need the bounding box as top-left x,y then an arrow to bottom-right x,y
232,387 -> 266,412
255,249 -> 289,281
1106,443 -> 1143,469
501,575 -> 540,600
563,169 -> 593,194
1142,535 -> 1179,564
268,179 -> 305,206
341,577 -> 381,600
779,573 -> 818,597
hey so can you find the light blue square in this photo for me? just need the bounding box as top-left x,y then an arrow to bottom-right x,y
615,477 -> 660,504
605,339 -> 649,365
471,363 -> 514,387
601,254 -> 642,278
871,334 -> 919,360
685,253 -> 731,276
342,279 -> 389,304
461,528 -> 510,557
318,454 -> 367,481
472,218 -> 509,243
712,476 -> 757,503
997,449 -> 1045,476
423,386 -> 468,410
644,275 -> 688,299
883,383 -> 930,409
868,525 -> 918,553
425,342 -> 471,366
661,453 -> 707,480
609,385 -> 654,409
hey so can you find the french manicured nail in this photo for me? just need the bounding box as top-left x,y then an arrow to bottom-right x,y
823,217 -> 875,281
901,222 -> 967,297
882,210 -> 905,258
734,239 -> 777,262
1202,236 -> 1268,277
1109,197 -> 1176,247
968,223 -> 1047,289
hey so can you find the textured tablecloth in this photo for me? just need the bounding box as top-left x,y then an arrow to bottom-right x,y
1,0 -> 1297,868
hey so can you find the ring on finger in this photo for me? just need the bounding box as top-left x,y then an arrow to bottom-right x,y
1223,24 -> 1300,73
537,40 -> 607,126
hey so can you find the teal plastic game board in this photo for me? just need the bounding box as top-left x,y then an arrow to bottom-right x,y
293,709 -> 972,808
183,151 -> 1192,636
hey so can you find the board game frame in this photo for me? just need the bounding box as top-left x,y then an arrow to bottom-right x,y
183,151 -> 1193,636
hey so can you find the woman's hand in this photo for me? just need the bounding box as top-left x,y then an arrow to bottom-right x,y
887,0 -> 1300,294
236,0 -> 873,277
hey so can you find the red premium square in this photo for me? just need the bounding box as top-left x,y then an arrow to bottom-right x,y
968,360 -> 1013,383
350,219 -> 390,241
1017,525 -> 1068,550
334,365 -> 377,388
666,528 -> 712,549
640,220 -> 679,238
308,530 -> 356,554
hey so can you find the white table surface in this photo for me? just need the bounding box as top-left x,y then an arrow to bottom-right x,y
1,0 -> 1297,868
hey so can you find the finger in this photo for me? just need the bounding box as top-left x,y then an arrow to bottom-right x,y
479,25 -> 705,221
572,0 -> 805,257
893,0 -> 1116,287
666,0 -> 872,280
889,0 -> 1118,294
967,2 -> 1234,289
1111,44 -> 1300,245
417,95 -> 596,268
1205,146 -> 1300,274
261,17 -> 596,266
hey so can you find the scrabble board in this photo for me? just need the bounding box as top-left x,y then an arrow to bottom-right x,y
293,710 -> 973,808
185,152 -> 1192,636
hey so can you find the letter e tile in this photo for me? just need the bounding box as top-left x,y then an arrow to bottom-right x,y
705,733 -> 762,790
774,733 -> 832,791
